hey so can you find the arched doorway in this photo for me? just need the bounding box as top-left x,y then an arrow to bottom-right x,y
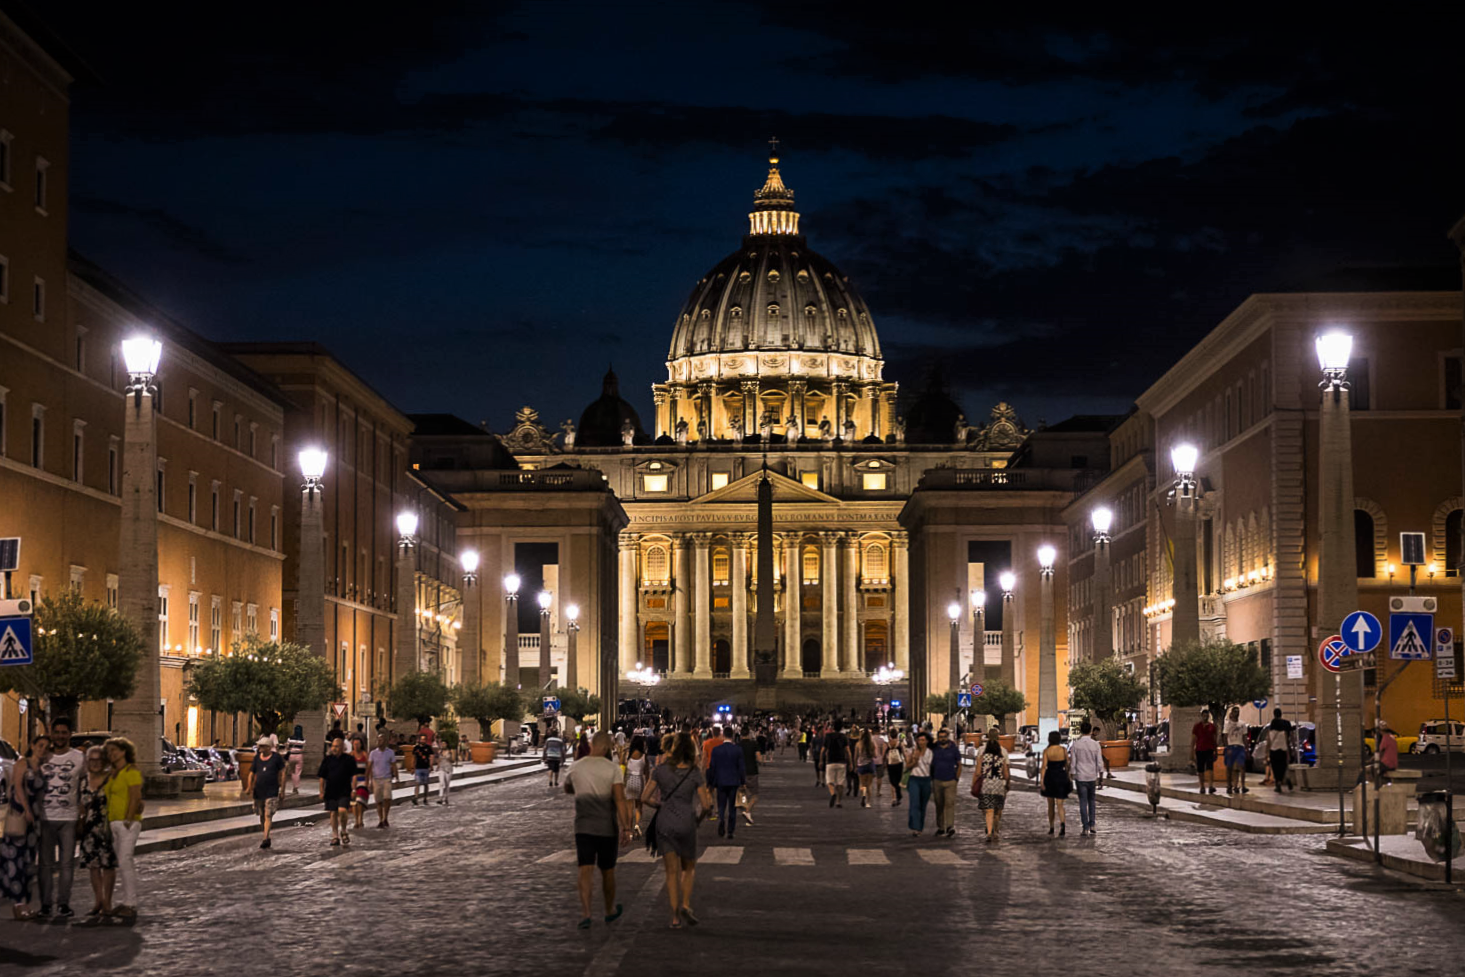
863,620 -> 889,673
644,622 -> 669,674
801,638 -> 821,675
712,638 -> 731,675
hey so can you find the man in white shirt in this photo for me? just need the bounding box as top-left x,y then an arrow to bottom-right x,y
1223,706 -> 1251,795
564,732 -> 630,928
38,717 -> 86,918
1068,722 -> 1106,837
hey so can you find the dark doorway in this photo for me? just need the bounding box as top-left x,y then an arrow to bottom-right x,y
645,621 -> 670,674
863,620 -> 889,672
801,638 -> 821,674
712,639 -> 731,675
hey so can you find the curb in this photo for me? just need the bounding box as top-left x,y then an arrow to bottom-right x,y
1325,836 -> 1460,885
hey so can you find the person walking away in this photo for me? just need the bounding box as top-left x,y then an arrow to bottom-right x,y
287,727 -> 305,795
929,728 -> 962,837
436,741 -> 455,805
38,718 -> 84,918
411,734 -> 434,806
350,738 -> 370,830
700,725 -> 726,771
1039,730 -> 1071,836
565,731 -> 630,929
797,728 -> 810,763
101,737 -> 143,921
707,730 -> 745,839
2,734 -> 49,920
854,729 -> 878,808
575,730 -> 592,761
642,732 -> 710,929
246,736 -> 287,849
871,729 -> 888,800
886,732 -> 906,806
1069,722 -> 1104,836
545,726 -> 566,787
1192,710 -> 1219,794
1265,708 -> 1294,792
905,732 -> 934,836
737,728 -> 761,826
76,746 -> 116,918
318,736 -> 356,846
821,721 -> 850,809
624,736 -> 648,836
975,730 -> 1010,842
811,727 -> 826,786
1223,706 -> 1250,795
367,736 -> 399,827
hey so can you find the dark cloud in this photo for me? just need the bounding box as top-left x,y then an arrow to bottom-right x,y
70,195 -> 251,264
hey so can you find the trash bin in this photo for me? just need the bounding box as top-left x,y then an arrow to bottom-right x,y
1145,762 -> 1163,815
1416,791 -> 1462,863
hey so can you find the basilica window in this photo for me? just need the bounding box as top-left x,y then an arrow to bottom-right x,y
768,270 -> 780,283
730,306 -> 742,318
767,304 -> 780,317
642,474 -> 668,493
739,272 -> 752,284
644,545 -> 669,585
803,547 -> 819,584
804,305 -> 816,318
712,548 -> 730,584
797,270 -> 809,282
800,471 -> 820,490
862,472 -> 888,491
837,308 -> 847,320
710,472 -> 729,490
863,543 -> 889,583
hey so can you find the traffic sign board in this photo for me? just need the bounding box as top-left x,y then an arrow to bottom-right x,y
0,616 -> 33,666
331,702 -> 347,719
1253,698 -> 1268,709
542,696 -> 560,716
1318,635 -> 1348,673
1390,612 -> 1434,660
1286,655 -> 1304,679
1437,628 -> 1457,680
1341,611 -> 1382,653
956,692 -> 973,709
969,682 -> 984,698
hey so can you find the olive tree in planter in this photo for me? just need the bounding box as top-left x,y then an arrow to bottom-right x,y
187,636 -> 340,740
557,687 -> 601,731
973,681 -> 1029,746
386,670 -> 450,728
450,682 -> 524,762
1068,658 -> 1148,767
1154,638 -> 1270,773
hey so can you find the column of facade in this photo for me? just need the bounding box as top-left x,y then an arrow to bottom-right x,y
697,382 -> 714,439
741,379 -> 759,438
652,389 -> 669,439
832,380 -> 849,433
782,534 -> 803,678
730,533 -> 751,678
820,532 -> 839,676
618,532 -> 638,676
865,385 -> 881,440
891,531 -> 910,671
788,380 -> 807,439
840,533 -> 860,673
693,533 -> 712,677
673,535 -> 692,675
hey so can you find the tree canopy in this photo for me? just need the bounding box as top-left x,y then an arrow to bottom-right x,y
0,590 -> 144,723
1154,638 -> 1270,717
557,687 -> 601,724
387,670 -> 451,725
451,681 -> 525,734
974,680 -> 1028,726
187,635 -> 338,737
1068,658 -> 1148,727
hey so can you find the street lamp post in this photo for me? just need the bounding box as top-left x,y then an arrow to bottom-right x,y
1091,506 -> 1114,662
393,512 -> 419,680
1163,442 -> 1202,773
295,448 -> 329,752
947,600 -> 962,702
874,660 -> 904,730
537,590 -> 553,691
459,550 -> 480,688
1316,331 -> 1363,794
999,570 -> 1017,734
502,573 -> 521,745
626,662 -> 661,730
114,336 -> 164,776
565,603 -> 580,693
971,589 -> 987,682
1037,545 -> 1058,744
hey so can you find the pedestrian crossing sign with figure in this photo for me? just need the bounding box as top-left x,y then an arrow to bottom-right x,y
1389,612 -> 1433,660
0,616 -> 33,666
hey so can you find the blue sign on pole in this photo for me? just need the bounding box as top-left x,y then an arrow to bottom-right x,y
1341,610 -> 1382,654
0,616 -> 33,666
956,692 -> 973,709
542,696 -> 561,716
1253,698 -> 1268,709
1389,612 -> 1434,660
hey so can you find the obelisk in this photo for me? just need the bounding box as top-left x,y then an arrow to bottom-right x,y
754,464 -> 777,684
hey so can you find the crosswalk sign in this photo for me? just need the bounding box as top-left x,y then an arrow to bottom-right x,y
0,616 -> 33,666
956,692 -> 973,709
1390,612 -> 1434,660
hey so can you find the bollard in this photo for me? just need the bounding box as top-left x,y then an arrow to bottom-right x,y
1145,761 -> 1162,817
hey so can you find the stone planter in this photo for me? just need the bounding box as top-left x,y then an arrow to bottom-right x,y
236,749 -> 256,793
998,735 -> 1017,755
469,741 -> 496,764
1101,740 -> 1132,769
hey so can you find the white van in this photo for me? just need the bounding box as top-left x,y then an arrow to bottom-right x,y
1414,720 -> 1465,754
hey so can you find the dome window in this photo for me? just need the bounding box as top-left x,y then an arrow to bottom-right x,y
739,272 -> 752,284
824,272 -> 833,280
730,306 -> 742,318
790,251 -> 800,259
767,304 -> 781,317
748,251 -> 758,259
768,270 -> 780,283
796,269 -> 809,282
701,310 -> 712,320
804,305 -> 816,317
837,309 -> 848,319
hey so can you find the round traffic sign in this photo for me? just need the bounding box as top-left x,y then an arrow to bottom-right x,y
1340,610 -> 1382,653
970,682 -> 984,697
1253,698 -> 1268,709
1318,634 -> 1348,673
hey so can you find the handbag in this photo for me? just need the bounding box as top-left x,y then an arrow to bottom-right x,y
900,767 -> 912,788
3,805 -> 25,838
970,769 -> 984,798
643,766 -> 696,855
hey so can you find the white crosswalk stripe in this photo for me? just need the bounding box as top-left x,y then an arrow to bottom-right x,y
916,849 -> 964,865
847,848 -> 889,865
774,847 -> 815,865
699,846 -> 743,864
537,849 -> 578,864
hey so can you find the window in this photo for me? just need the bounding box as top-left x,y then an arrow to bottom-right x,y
210,482 -> 220,530
231,601 -> 242,637
210,596 -> 222,653
34,157 -> 48,213
643,474 -> 668,493
31,404 -> 44,468
802,546 -> 819,584
74,326 -> 86,374
710,472 -> 729,491
32,277 -> 43,319
106,574 -> 119,611
108,438 -> 119,494
246,604 -> 258,635
271,435 -> 280,470
156,459 -> 166,513
861,472 -> 887,491
28,575 -> 41,606
69,565 -> 85,591
248,498 -> 257,543
158,586 -> 170,654
188,389 -> 198,429
712,548 -> 730,584
270,507 -> 279,550
864,542 -> 888,581
1354,509 -> 1376,578
269,607 -> 280,641
71,420 -> 84,482
801,471 -> 820,490
1350,357 -> 1371,411
212,402 -> 222,440
187,473 -> 198,523
644,545 -> 669,585
188,593 -> 201,655
248,422 -> 258,458
234,415 -> 242,451
1445,355 -> 1463,411
0,130 -> 10,187
233,491 -> 242,537
1447,509 -> 1462,577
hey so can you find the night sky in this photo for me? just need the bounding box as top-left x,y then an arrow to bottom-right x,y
36,3 -> 1465,434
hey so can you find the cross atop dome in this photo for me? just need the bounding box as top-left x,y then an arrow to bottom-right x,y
750,137 -> 799,236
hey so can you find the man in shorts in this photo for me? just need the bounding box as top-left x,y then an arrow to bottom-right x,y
246,736 -> 287,849
1223,706 -> 1250,795
821,720 -> 849,809
318,736 -> 356,846
411,733 -> 434,806
367,735 -> 399,828
563,731 -> 630,929
1193,710 -> 1219,794
544,726 -> 566,787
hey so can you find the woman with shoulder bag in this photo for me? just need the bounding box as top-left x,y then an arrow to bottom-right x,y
885,732 -> 906,805
905,732 -> 934,837
641,732 -> 712,929
2,734 -> 50,920
1039,730 -> 1071,837
854,729 -> 877,808
971,732 -> 1011,842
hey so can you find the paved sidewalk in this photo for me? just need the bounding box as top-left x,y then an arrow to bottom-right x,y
1327,834 -> 1463,884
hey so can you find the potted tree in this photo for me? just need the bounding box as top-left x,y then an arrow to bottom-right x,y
973,681 -> 1028,753
450,682 -> 524,763
557,687 -> 602,733
1154,638 -> 1270,776
187,635 -> 339,790
386,671 -> 450,768
926,690 -> 967,736
1068,658 -> 1149,768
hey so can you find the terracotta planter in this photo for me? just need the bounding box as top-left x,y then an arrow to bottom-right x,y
998,735 -> 1017,754
1101,740 -> 1132,769
469,741 -> 496,765
236,750 -> 256,794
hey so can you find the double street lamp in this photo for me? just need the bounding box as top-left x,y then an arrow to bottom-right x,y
1091,506 -> 1114,662
565,603 -> 580,692
537,590 -> 553,690
295,446 -> 329,745
1037,544 -> 1057,744
971,589 -> 987,682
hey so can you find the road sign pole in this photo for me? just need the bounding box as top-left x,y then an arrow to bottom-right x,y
1335,671 -> 1345,835
1446,680 -> 1454,886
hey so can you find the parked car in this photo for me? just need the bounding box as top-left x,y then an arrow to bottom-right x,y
1414,720 -> 1465,754
1364,733 -> 1420,755
0,736 -> 16,799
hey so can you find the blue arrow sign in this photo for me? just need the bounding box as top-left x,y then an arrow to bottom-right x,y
956,692 -> 973,709
1253,698 -> 1268,709
1389,612 -> 1433,660
0,616 -> 33,666
1341,610 -> 1382,653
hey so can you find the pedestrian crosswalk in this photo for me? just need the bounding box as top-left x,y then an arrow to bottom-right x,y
535,844 -> 983,868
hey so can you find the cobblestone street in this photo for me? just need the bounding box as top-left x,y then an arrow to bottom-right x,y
4,756 -> 1462,977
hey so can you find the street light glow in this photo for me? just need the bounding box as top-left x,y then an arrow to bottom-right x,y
537,590 -> 552,610
1315,331 -> 1353,372
459,549 -> 480,574
946,601 -> 961,621
971,589 -> 986,610
1091,506 -> 1113,536
565,603 -> 579,622
121,336 -> 163,377
298,447 -> 328,482
1170,443 -> 1199,478
1037,545 -> 1057,570
395,511 -> 418,538
999,570 -> 1016,593
503,573 -> 521,595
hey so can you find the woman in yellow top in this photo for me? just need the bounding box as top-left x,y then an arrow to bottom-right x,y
103,737 -> 144,920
